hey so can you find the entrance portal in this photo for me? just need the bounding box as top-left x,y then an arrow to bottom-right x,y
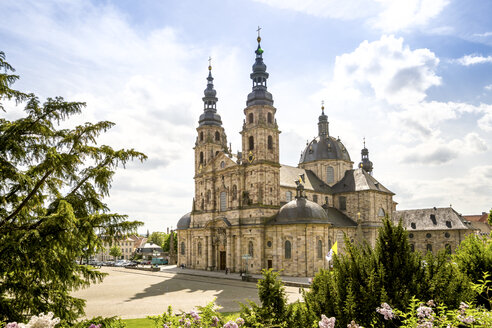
219,251 -> 226,270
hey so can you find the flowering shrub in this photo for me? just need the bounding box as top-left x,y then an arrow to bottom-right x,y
148,300 -> 244,328
3,312 -> 60,328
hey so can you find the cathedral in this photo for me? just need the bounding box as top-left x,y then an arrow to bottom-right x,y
176,34 -> 473,277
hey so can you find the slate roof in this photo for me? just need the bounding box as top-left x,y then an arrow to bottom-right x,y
177,212 -> 191,230
394,207 -> 472,231
299,135 -> 351,164
331,168 -> 394,195
280,165 -> 333,193
325,207 -> 358,227
270,198 -> 329,225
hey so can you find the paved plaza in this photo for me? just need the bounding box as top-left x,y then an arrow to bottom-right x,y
72,266 -> 303,319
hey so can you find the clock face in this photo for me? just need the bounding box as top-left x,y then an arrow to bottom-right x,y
248,151 -> 254,163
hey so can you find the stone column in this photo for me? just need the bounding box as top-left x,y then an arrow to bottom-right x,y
207,235 -> 213,270
226,230 -> 232,270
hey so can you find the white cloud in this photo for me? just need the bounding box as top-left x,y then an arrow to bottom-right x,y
370,0 -> 449,32
456,55 -> 492,66
473,31 -> 492,37
332,35 -> 440,105
485,84 -> 492,91
253,0 -> 449,32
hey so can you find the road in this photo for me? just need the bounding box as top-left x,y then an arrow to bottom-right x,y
72,267 -> 303,319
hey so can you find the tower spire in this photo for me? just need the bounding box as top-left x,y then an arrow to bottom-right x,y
246,27 -> 273,106
318,100 -> 329,137
198,58 -> 222,127
358,137 -> 373,174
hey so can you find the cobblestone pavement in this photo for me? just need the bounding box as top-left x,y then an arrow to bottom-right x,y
72,266 -> 304,319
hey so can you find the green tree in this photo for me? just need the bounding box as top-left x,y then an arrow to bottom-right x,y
453,232 -> 492,308
149,231 -> 167,248
0,51 -> 146,323
162,231 -> 177,253
109,245 -> 123,260
303,218 -> 472,328
240,269 -> 289,327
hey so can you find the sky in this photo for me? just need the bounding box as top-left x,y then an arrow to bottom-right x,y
1,0 -> 491,233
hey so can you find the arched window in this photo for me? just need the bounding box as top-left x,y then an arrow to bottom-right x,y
378,208 -> 385,217
285,240 -> 291,259
199,152 -> 204,164
215,131 -> 220,141
200,131 -> 204,141
248,241 -> 254,257
220,161 -> 225,169
317,240 -> 323,259
220,191 -> 227,211
268,136 -> 273,150
180,242 -> 185,255
426,244 -> 432,252
198,242 -> 202,256
267,112 -> 272,124
285,191 -> 292,202
248,113 -> 254,124
201,199 -> 204,210
326,166 -> 334,183
249,136 -> 254,150
232,185 -> 237,200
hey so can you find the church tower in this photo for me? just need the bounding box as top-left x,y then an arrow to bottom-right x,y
194,61 -> 228,175
240,31 -> 281,207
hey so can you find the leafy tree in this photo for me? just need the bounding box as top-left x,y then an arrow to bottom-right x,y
453,232 -> 492,308
488,209 -> 492,226
303,218 -> 472,327
109,245 -> 123,260
149,231 -> 167,248
240,269 -> 289,327
0,51 -> 146,323
162,231 -> 177,253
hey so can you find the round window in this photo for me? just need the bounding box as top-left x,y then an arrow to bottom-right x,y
409,233 -> 414,239
445,232 -> 450,238
426,233 -> 432,239
267,241 -> 272,247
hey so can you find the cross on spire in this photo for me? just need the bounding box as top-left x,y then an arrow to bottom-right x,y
257,26 -> 262,38
321,100 -> 325,113
208,56 -> 212,70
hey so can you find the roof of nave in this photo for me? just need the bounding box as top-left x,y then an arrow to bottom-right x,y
394,207 -> 472,231
326,207 -> 358,227
280,165 -> 333,193
331,168 -> 394,195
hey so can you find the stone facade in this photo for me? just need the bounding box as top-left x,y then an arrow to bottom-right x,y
176,36 -> 474,277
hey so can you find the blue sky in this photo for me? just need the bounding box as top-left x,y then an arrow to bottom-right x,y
1,0 -> 491,233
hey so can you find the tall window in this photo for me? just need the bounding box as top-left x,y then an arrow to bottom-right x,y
249,136 -> 254,150
215,131 -> 220,141
326,166 -> 334,183
268,136 -> 273,150
200,132 -> 203,141
317,240 -> 323,259
339,196 -> 346,211
378,208 -> 385,217
232,185 -> 237,200
267,112 -> 272,124
285,240 -> 291,259
248,113 -> 254,124
248,241 -> 254,257
313,195 -> 318,203
180,242 -> 185,255
206,190 -> 210,203
220,191 -> 227,211
426,244 -> 432,252
285,191 -> 292,202
199,152 -> 204,164
198,242 -> 202,256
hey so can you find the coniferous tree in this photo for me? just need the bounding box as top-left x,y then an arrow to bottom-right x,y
0,51 -> 146,323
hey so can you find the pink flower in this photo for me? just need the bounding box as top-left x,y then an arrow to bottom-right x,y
211,316 -> 220,327
6,323 -> 20,328
319,314 -> 336,328
235,317 -> 245,327
222,321 -> 238,328
416,306 -> 433,319
376,303 -> 395,320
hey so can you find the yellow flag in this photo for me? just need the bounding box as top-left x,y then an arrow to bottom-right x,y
332,241 -> 338,255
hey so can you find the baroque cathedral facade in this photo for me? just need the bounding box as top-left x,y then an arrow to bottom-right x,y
176,35 -> 473,277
